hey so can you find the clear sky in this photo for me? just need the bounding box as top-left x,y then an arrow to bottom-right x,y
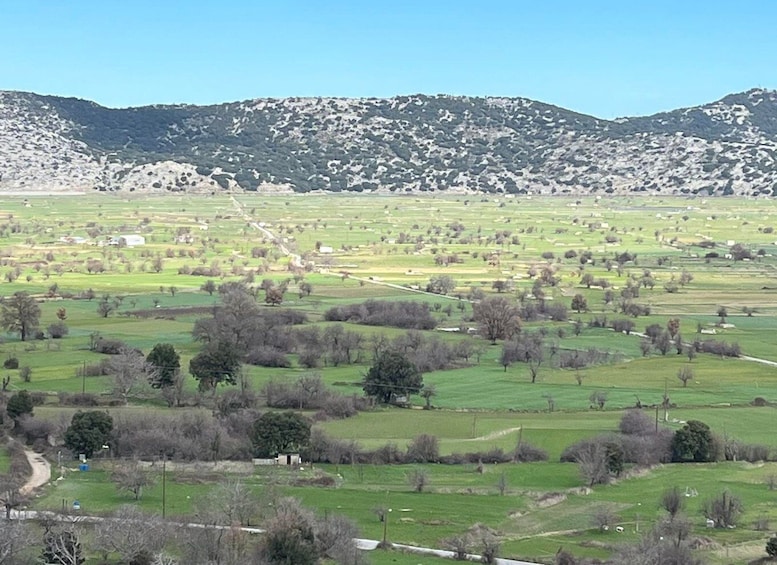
2,0 -> 775,118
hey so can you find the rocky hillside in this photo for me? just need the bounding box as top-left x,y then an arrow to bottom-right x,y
1,88 -> 776,196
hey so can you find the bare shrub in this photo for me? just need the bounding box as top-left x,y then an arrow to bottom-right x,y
406,434 -> 439,463
702,490 -> 743,528
661,486 -> 684,520
408,468 -> 430,493
442,534 -> 471,560
513,442 -> 548,462
591,504 -> 620,531
619,409 -> 654,436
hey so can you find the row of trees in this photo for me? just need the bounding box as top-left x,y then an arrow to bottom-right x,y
0,489 -> 364,565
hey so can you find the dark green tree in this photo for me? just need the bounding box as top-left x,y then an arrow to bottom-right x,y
571,293 -> 588,313
766,536 -> 777,558
63,411 -> 113,458
251,411 -> 311,458
189,341 -> 241,392
363,350 -> 423,404
0,291 -> 41,341
6,390 -> 33,423
260,498 -> 317,565
671,420 -> 715,462
146,343 -> 180,389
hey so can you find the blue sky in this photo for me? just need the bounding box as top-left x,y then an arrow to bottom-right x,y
2,0 -> 775,118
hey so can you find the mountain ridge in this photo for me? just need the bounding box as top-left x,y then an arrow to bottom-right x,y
1,88 -> 776,196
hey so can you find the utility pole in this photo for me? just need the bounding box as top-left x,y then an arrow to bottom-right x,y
82,361 -> 86,395
382,507 -> 391,548
161,453 -> 167,519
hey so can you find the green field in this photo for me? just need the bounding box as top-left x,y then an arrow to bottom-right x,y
2,193 -> 777,563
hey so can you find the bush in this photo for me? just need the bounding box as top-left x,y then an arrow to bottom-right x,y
692,339 -> 741,357
766,536 -> 777,558
93,338 -> 129,355
58,392 -> 100,406
406,434 -> 439,463
439,448 -> 512,465
75,360 -> 111,377
29,391 -> 47,405
513,442 -> 549,462
3,356 -> 19,369
619,409 -> 654,436
19,366 -> 32,383
48,322 -> 69,339
245,346 -> 291,368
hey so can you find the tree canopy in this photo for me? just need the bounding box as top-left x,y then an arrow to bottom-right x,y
6,390 -> 33,422
671,420 -> 715,462
146,343 -> 180,389
363,350 -> 423,404
251,411 -> 311,458
473,296 -> 520,343
1,292 -> 41,341
189,341 -> 241,392
63,411 -> 114,459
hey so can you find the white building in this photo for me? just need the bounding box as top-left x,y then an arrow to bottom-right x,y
114,234 -> 146,247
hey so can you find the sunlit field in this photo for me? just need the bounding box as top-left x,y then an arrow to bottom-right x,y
2,192 -> 777,563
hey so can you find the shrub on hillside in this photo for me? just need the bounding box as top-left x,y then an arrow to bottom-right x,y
93,337 -> 130,355
324,299 -> 436,330
245,346 -> 291,368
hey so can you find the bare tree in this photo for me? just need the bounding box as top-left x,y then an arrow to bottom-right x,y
677,365 -> 694,388
501,333 -> 544,382
589,391 -> 607,410
314,513 -> 365,565
0,513 -> 33,564
407,468 -> 430,493
479,531 -> 501,564
40,519 -> 84,565
473,296 -> 520,343
0,475 -> 25,520
94,505 -> 168,563
656,514 -> 692,548
420,384 -> 436,409
111,460 -> 155,500
182,504 -> 246,565
110,347 -> 150,404
206,478 -> 258,527
161,369 -> 187,408
0,291 -> 40,341
591,504 -> 620,531
443,534 -> 472,560
574,441 -> 610,487
702,490 -> 743,528
496,472 -> 508,496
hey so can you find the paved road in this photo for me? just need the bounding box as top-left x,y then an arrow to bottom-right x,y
6,509 -> 540,564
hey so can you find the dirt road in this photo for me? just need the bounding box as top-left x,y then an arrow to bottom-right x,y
19,449 -> 51,495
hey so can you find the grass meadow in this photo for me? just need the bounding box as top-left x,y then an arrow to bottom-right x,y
1,193 -> 777,563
